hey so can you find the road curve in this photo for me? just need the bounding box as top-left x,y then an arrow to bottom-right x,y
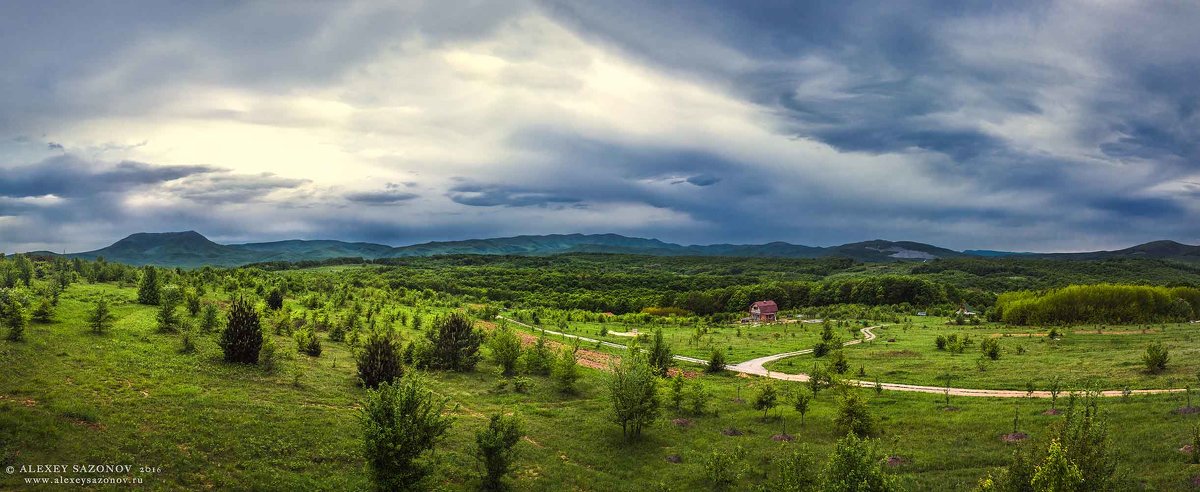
496,317 -> 1187,398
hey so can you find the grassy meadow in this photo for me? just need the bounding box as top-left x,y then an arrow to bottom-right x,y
3,279 -> 1200,490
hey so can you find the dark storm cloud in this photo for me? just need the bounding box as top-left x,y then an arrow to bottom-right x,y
447,183 -> 582,208
3,1 -> 1200,252
0,155 -> 215,198
345,184 -> 420,205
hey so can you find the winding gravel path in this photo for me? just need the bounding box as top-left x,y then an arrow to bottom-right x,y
496,317 -> 1187,398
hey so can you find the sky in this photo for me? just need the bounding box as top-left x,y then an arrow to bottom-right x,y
2,1 -> 1198,253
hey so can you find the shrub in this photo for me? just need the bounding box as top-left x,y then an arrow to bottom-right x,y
4,303 -> 26,342
156,295 -> 180,333
265,288 -> 284,311
835,391 -> 877,438
669,373 -> 685,411
1142,342 -> 1168,374
753,381 -> 778,419
199,304 -> 220,333
1030,440 -> 1083,492
520,332 -> 552,375
295,328 -> 322,356
647,329 -> 673,376
184,289 -> 201,317
829,350 -> 850,375
765,446 -> 819,492
808,364 -> 830,396
822,433 -> 900,492
360,375 -> 453,491
258,337 -> 280,372
702,446 -> 747,491
475,413 -> 523,491
30,298 -> 53,323
136,266 -> 160,305
358,331 -> 403,388
218,297 -> 263,364
426,312 -> 483,372
87,300 -> 114,335
609,352 -> 660,440
935,334 -> 947,350
179,326 -> 197,354
687,381 -> 711,416
705,348 -> 726,373
512,376 -> 530,393
551,347 -> 580,394
981,338 -> 1001,360
487,325 -> 522,377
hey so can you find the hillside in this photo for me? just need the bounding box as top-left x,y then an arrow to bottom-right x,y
49,231 -> 1200,267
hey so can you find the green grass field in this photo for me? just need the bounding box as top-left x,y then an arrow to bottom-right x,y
3,282 -> 1200,490
766,318 -> 1200,391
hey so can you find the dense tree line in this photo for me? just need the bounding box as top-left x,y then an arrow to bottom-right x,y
994,284 -> 1200,325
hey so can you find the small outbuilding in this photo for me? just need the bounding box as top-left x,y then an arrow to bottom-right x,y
749,300 -> 778,322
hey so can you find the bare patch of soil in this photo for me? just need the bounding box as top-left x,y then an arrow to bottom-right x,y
1002,432 -> 1029,442
882,350 -> 920,358
885,456 -> 908,467
1179,444 -> 1194,455
665,454 -> 682,464
721,427 -> 744,436
1191,475 -> 1200,487
772,434 -> 795,442
942,406 -> 961,412
672,418 -> 693,428
1042,408 -> 1062,416
512,331 -> 615,371
1175,406 -> 1199,415
666,367 -> 700,379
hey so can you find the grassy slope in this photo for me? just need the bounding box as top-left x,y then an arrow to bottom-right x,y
2,283 -> 1199,490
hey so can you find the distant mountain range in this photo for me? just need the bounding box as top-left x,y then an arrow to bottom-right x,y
23,231 -> 1200,267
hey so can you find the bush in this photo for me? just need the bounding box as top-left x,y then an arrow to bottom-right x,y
687,381 -> 711,416
512,376 -> 530,393
829,350 -> 849,375
87,300 -> 114,335
179,326 -> 197,354
199,304 -> 220,333
156,295 -> 180,333
551,347 -> 580,394
218,297 -> 263,364
765,446 -> 819,492
702,446 -> 747,491
822,433 -> 900,492
360,375 -> 453,491
1142,342 -> 1168,374
487,325 -> 522,377
30,298 -> 53,323
258,337 -> 280,372
4,303 -> 26,342
358,331 -> 403,388
753,381 -> 778,419
835,391 -> 877,438
266,288 -> 284,311
427,312 -> 483,372
295,328 -> 322,356
647,329 -> 673,376
935,334 -> 947,350
705,348 -> 726,373
475,413 -> 523,491
981,338 -> 1002,360
609,352 -> 660,440
520,332 -> 553,376
669,373 -> 685,411
136,266 -> 160,305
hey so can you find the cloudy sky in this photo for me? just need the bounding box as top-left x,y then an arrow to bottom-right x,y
2,1 -> 1198,253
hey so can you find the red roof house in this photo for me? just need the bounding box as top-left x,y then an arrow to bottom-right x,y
749,300 -> 778,322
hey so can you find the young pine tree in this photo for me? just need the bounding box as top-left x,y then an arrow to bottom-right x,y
475,413 -> 523,491
218,297 -> 263,364
360,374 -> 454,491
88,299 -> 114,335
136,266 -> 160,305
357,331 -> 403,388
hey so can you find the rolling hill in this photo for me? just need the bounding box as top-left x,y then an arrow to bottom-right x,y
44,231 -> 1200,267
